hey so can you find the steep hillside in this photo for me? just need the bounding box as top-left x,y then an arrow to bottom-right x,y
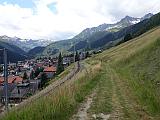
73,13 -> 153,41
0,41 -> 27,63
2,27 -> 160,120
28,46 -> 45,58
91,12 -> 160,49
87,27 -> 160,119
42,39 -> 73,56
69,31 -> 109,51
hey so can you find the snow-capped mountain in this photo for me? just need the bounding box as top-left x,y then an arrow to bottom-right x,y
0,35 -> 53,52
74,13 -> 153,40
116,15 -> 140,26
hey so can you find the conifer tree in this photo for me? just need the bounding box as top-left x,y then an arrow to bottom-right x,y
75,51 -> 80,62
40,72 -> 47,88
123,33 -> 132,42
56,52 -> 64,74
30,70 -> 35,79
23,71 -> 28,80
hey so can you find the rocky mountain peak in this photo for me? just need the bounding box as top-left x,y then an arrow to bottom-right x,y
141,13 -> 153,21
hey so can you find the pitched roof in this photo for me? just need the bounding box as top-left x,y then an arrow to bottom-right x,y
14,76 -> 23,83
0,75 -> 23,84
44,66 -> 56,72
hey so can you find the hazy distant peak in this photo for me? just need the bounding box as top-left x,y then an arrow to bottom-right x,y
141,13 -> 154,21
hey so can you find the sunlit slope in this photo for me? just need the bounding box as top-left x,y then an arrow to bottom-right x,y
91,27 -> 160,119
100,27 -> 160,62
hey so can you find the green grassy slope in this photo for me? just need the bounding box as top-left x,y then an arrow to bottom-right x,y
88,27 -> 160,119
42,39 -> 72,56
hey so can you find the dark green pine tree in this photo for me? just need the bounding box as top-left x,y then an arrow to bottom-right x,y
40,72 -> 48,88
123,33 -> 132,42
85,51 -> 90,58
0,65 -> 3,73
75,51 -> 80,62
30,70 -> 35,79
23,71 -> 28,80
56,52 -> 64,75
34,67 -> 44,77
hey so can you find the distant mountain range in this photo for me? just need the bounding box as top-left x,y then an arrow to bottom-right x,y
0,36 -> 53,52
90,12 -> 160,49
0,36 -> 52,62
68,13 -> 153,41
0,12 -> 157,62
42,13 -> 154,56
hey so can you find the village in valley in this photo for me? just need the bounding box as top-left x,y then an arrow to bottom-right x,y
0,51 -> 91,112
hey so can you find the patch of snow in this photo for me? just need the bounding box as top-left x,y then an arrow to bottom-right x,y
131,19 -> 140,24
105,25 -> 122,31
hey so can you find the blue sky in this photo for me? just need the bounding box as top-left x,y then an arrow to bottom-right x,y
0,0 -> 35,8
47,2 -> 57,14
0,0 -> 160,40
0,0 -> 57,13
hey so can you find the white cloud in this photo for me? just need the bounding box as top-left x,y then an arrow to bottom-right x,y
0,0 -> 160,40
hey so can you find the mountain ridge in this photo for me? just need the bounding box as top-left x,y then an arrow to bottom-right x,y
42,13 -> 153,55
74,13 -> 153,40
0,36 -> 53,52
0,13 -> 154,57
43,13 -> 154,56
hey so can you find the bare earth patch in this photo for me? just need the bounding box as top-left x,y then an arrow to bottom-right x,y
71,88 -> 111,120
92,113 -> 110,120
71,92 -> 96,120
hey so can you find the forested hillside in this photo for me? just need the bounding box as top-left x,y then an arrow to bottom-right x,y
0,41 -> 27,63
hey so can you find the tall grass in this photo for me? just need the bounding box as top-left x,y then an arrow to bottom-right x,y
90,28 -> 160,119
1,62 -> 102,120
114,38 -> 160,115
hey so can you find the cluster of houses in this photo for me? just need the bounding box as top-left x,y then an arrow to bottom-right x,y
0,52 -> 87,111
